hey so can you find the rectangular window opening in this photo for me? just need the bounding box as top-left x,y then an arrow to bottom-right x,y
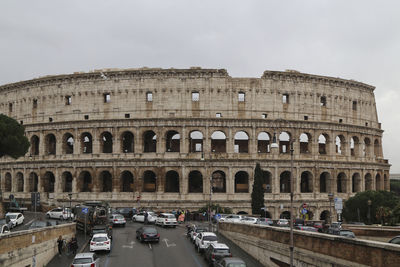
192,92 -> 199,101
320,96 -> 327,106
216,113 -> 222,118
146,92 -> 153,102
104,93 -> 111,103
282,94 -> 289,104
125,113 -> 130,118
9,103 -> 13,112
339,118 -> 343,123
365,122 -> 368,126
261,113 -> 267,119
352,101 -> 357,111
65,96 -> 72,105
33,99 -> 38,109
195,143 -> 202,152
84,115 -> 89,120
304,116 -> 308,120
238,92 -> 245,102
20,120 -> 23,125
49,117 -> 53,122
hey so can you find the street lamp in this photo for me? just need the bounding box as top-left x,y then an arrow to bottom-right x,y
289,139 -> 294,267
328,193 -> 334,225
367,199 -> 372,225
68,193 -> 73,221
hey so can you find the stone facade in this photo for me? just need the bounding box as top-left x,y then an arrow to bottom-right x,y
0,68 -> 390,220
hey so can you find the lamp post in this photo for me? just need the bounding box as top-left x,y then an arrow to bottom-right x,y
367,199 -> 372,225
289,139 -> 294,267
68,193 -> 73,221
328,193 -> 334,224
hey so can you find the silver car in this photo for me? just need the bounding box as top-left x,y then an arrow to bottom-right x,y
71,253 -> 100,267
109,214 -> 126,226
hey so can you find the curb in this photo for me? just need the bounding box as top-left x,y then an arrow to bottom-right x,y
79,238 -> 90,253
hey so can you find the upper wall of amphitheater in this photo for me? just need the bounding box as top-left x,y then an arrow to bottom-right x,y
0,68 -> 380,129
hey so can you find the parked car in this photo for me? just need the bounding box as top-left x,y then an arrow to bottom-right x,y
132,211 -> 157,223
214,257 -> 247,267
223,215 -> 242,223
155,213 -> 177,228
277,219 -> 289,227
109,214 -> 126,227
90,224 -> 113,240
204,242 -> 232,265
195,232 -> 218,253
0,224 -> 11,235
29,220 -> 58,229
327,222 -> 342,235
46,207 -> 74,220
338,230 -> 356,238
213,214 -> 228,223
90,233 -> 111,252
186,223 -> 197,237
5,212 -> 24,227
116,207 -> 136,219
71,252 -> 100,267
388,235 -> 400,245
295,226 -> 318,232
136,226 -> 160,243
257,218 -> 273,226
239,217 -> 258,224
0,217 -> 14,230
191,227 -> 208,243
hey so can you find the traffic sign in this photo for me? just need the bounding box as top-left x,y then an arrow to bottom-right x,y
31,192 -> 40,207
334,198 -> 343,210
82,207 -> 89,214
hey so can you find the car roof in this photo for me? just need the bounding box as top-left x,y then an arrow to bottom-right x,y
161,213 -> 174,215
223,257 -> 245,263
6,212 -> 22,215
211,243 -> 229,249
92,233 -> 108,238
75,252 -> 95,258
201,232 -> 217,236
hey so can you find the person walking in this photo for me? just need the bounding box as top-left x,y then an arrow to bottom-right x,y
144,211 -> 148,225
70,235 -> 78,255
57,236 -> 64,256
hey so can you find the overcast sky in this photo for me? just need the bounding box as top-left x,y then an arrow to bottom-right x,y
1,1 -> 400,172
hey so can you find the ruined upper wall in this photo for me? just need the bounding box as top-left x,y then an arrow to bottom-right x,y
0,68 -> 380,129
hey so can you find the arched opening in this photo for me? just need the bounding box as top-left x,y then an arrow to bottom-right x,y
121,131 -> 134,153
337,172 -> 347,193
62,133 -> 74,154
212,171 -> 226,193
365,173 -> 372,191
320,210 -> 330,224
30,135 -> 40,155
5,173 -> 11,192
280,211 -> 291,219
264,211 -> 272,218
78,171 -> 92,192
143,131 -> 157,152
45,134 -> 56,155
234,131 -> 249,153
352,173 -> 361,192
166,131 -> 180,152
318,134 -> 329,155
319,172 -> 331,193
299,133 -> 311,154
165,171 -> 180,192
384,174 -> 389,190
350,136 -> 359,157
143,171 -> 156,192
374,139 -> 380,157
188,171 -> 203,193
257,132 -> 270,153
336,135 -> 345,155
234,171 -> 249,193
100,132 -> 113,153
262,170 -> 272,193
16,172 -> 24,192
280,171 -> 291,193
375,174 -> 382,191
121,171 -> 134,192
189,131 -> 203,152
62,172 -> 73,192
363,138 -> 371,157
211,131 -> 226,153
29,172 -> 39,192
279,132 -> 291,154
43,172 -> 55,193
99,171 -> 112,192
81,133 -> 93,154
300,171 -> 313,193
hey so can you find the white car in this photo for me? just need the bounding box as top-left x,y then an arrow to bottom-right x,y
194,232 -> 218,253
71,252 -> 100,267
240,217 -> 258,224
5,212 -> 24,227
46,207 -> 74,220
277,219 -> 289,226
132,211 -> 157,223
109,214 -> 126,226
155,213 -> 177,228
0,224 -> 11,236
224,215 -> 242,223
90,233 -> 111,252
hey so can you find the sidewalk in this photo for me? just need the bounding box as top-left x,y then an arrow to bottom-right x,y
46,232 -> 88,267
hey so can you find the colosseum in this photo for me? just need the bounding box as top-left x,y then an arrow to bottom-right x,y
0,67 -> 391,221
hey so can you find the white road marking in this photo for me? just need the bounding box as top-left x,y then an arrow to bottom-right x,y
122,241 -> 135,248
26,219 -> 34,225
163,238 -> 176,247
148,243 -> 152,249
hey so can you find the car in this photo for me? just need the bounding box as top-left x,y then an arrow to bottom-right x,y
136,226 -> 160,243
239,217 -> 258,224
277,219 -> 289,227
338,230 -> 356,238
29,220 -> 57,229
90,224 -> 113,240
71,252 -> 100,267
155,213 -> 177,228
204,243 -> 232,265
0,224 -> 11,236
109,214 -> 126,227
132,211 -> 157,224
195,232 -> 218,253
0,217 -> 14,230
191,227 -> 208,243
186,223 -> 197,237
5,212 -> 24,227
223,215 -> 243,223
214,257 -> 247,267
46,207 -> 74,220
213,214 -> 228,223
257,218 -> 274,226
388,235 -> 400,245
327,222 -> 342,235
295,226 -> 318,232
115,207 -> 136,219
90,233 -> 111,252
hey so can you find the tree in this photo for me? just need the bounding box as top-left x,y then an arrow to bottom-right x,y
0,114 -> 30,159
390,180 -> 400,196
251,163 -> 265,215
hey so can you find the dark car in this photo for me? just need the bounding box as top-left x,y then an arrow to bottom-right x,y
136,226 -> 160,243
389,235 -> 400,245
90,224 -> 113,240
214,257 -> 246,267
257,218 -> 273,226
338,230 -> 356,238
116,207 -> 136,219
29,220 -> 54,229
204,243 -> 232,265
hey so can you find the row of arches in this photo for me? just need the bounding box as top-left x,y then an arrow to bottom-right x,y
29,130 -> 382,157
1,170 -> 387,194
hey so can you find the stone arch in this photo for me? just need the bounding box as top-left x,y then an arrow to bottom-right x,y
257,132 -> 271,153
350,136 -> 359,157
62,171 -> 73,192
234,171 -> 249,193
165,170 -> 180,192
262,170 -> 272,193
318,133 -> 329,155
300,171 -> 313,193
374,139 -> 380,157
319,172 -> 331,193
43,171 -> 55,193
337,172 -> 347,193
30,135 -> 40,155
363,137 -> 371,156
16,172 -> 24,192
120,171 -> 134,192
299,133 -> 311,154
352,173 -> 361,193
62,133 -> 74,154
280,211 -> 291,219
234,131 -> 249,153
279,131 -> 291,154
121,131 -> 134,153
99,171 -> 113,192
100,132 -> 113,153
188,170 -> 203,193
211,131 -> 226,153
29,172 -> 39,192
280,171 -> 291,193
81,132 -> 93,154
143,170 -> 157,192
5,173 -> 11,192
189,130 -> 203,153
335,135 -> 345,155
375,173 -> 382,191
45,133 -> 56,155
143,130 -> 157,152
166,130 -> 180,152
212,170 -> 226,193
78,171 -> 93,192
365,173 -> 373,190
320,210 -> 330,223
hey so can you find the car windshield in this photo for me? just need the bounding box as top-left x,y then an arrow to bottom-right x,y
148,212 -> 156,216
227,263 -> 246,267
340,231 -> 355,237
7,215 -> 17,219
31,221 -> 47,227
73,258 -> 93,264
215,249 -> 230,253
167,215 -> 175,219
115,215 -> 124,219
144,228 -> 158,234
93,237 -> 108,242
93,229 -> 106,234
196,228 -> 207,233
203,235 -> 217,241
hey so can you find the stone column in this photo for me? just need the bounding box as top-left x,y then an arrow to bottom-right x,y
23,169 -> 29,193
181,126 -> 187,154
72,168 -> 78,193
114,128 -> 121,154
74,129 -> 80,155
39,131 -> 45,156
135,127 -> 141,153
55,168 -> 62,193
92,130 -> 100,154
227,167 -> 234,194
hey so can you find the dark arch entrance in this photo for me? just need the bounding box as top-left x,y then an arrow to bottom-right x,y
234,171 -> 249,193
143,171 -> 156,192
43,172 -> 55,193
280,171 -> 291,193
78,171 -> 92,192
99,171 -> 112,192
121,171 -> 134,192
62,172 -> 73,192
188,171 -> 203,193
212,171 -> 226,193
165,171 -> 179,192
320,210 -> 330,223
280,211 -> 291,219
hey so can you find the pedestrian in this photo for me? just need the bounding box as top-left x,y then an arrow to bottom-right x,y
57,235 -> 64,256
144,211 -> 148,224
70,235 -> 78,255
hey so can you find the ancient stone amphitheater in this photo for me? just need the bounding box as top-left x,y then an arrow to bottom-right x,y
0,67 -> 390,220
